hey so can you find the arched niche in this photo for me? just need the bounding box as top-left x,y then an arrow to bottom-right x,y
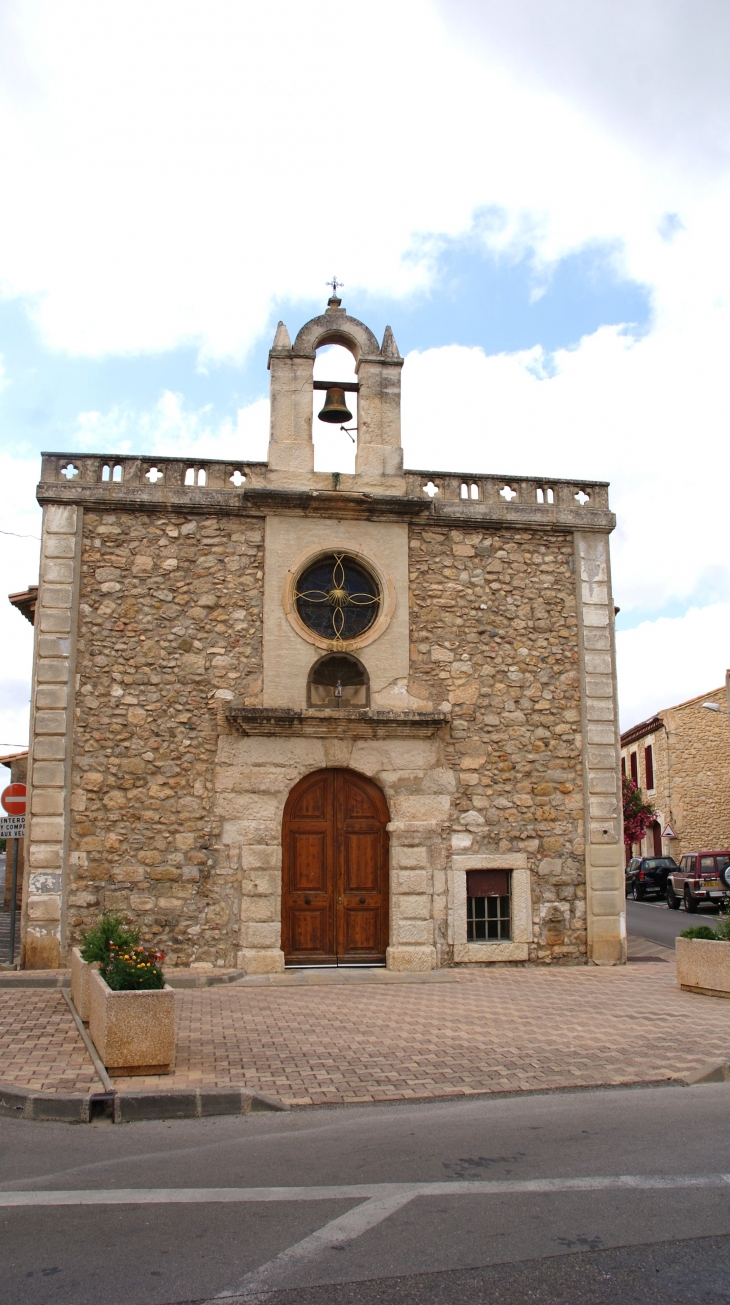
308,652 -> 370,708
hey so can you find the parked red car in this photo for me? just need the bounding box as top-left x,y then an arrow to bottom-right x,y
666,851 -> 730,911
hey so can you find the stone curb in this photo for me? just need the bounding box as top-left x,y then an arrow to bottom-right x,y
0,969 -> 246,990
683,1061 -> 730,1085
0,1083 -> 289,1124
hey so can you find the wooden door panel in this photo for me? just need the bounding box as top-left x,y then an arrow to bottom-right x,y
282,771 -> 335,962
343,832 -> 380,893
343,908 -> 378,953
335,770 -> 389,963
341,780 -> 378,821
291,777 -> 329,820
289,832 -> 328,892
282,769 -> 389,965
291,907 -> 328,954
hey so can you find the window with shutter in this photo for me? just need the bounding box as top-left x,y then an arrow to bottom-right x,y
644,744 -> 654,790
466,869 -> 511,941
630,752 -> 638,785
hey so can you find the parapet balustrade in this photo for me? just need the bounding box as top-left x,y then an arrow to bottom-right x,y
404,471 -> 609,511
39,453 -> 609,513
40,453 -> 267,491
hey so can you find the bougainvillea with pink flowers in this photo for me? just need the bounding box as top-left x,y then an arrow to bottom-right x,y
622,775 -> 657,850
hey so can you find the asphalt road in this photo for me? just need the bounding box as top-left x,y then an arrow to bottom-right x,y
3,1082 -> 730,1305
626,896 -> 722,948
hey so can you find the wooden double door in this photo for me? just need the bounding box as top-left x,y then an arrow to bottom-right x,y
281,769 -> 390,965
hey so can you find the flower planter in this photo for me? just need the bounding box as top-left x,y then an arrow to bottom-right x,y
676,936 -> 730,999
71,947 -> 96,1022
87,965 -> 175,1074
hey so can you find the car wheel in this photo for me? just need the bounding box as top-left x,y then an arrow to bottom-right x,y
666,886 -> 680,910
684,889 -> 699,914
632,883 -> 644,901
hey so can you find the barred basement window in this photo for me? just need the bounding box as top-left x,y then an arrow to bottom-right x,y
466,869 -> 511,941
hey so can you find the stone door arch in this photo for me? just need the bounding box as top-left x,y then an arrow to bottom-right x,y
281,768 -> 390,965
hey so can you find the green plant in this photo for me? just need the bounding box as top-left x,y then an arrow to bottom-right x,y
79,911 -> 140,968
680,925 -> 718,940
104,945 -> 165,991
713,914 -> 730,941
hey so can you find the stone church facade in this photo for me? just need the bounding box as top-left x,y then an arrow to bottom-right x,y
21,297 -> 625,972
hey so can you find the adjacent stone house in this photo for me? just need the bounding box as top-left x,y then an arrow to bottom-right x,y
21,296 -> 625,971
621,674 -> 730,861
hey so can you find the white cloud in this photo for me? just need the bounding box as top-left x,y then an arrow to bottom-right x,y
70,392 -> 270,463
616,604 -> 730,729
441,0 -> 730,175
0,0 -> 720,358
401,317 -> 730,620
0,452 -> 41,752
1,0 -> 730,736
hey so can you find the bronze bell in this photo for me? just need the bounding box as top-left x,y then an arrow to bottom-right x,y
318,386 -> 353,424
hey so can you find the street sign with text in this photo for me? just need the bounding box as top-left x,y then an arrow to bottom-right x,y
0,815 -> 25,838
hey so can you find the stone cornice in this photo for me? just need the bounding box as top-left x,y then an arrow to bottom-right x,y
225,706 -> 450,738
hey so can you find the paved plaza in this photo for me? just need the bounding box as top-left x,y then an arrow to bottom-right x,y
1,939 -> 729,1106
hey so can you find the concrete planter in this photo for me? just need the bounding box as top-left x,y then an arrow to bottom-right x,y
88,965 -> 175,1075
71,947 -> 98,1022
676,936 -> 730,999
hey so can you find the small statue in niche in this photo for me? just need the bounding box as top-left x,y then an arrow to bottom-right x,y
308,654 -> 369,708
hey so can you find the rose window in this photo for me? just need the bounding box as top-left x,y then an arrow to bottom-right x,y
294,553 -> 381,644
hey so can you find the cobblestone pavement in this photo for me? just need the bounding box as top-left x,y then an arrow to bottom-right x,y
0,990 -> 105,1094
2,942 -> 729,1104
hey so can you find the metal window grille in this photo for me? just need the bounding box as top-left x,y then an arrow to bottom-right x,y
466,869 -> 511,941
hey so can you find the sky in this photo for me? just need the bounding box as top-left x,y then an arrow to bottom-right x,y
1,0 -> 729,751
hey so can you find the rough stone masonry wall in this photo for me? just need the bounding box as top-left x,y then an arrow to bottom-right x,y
408,523 -> 586,963
68,509 -> 264,966
662,687 -> 730,858
622,726 -> 670,856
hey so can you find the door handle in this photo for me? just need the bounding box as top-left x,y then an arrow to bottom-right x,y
304,897 -> 311,905
359,897 -> 366,904
338,896 -> 343,904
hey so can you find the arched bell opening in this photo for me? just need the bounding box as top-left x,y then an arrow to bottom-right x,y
312,343 -> 358,475
307,652 -> 369,708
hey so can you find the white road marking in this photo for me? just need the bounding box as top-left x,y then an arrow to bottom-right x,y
208,1191 -> 416,1304
1,1173 -> 729,1207
4,1175 -> 730,1304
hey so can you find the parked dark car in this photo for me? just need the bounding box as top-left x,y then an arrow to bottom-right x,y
666,852 -> 730,911
625,856 -> 679,900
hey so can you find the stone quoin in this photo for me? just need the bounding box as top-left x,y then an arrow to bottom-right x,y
20,296 -> 625,971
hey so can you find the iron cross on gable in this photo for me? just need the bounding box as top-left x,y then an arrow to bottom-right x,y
326,276 -> 344,297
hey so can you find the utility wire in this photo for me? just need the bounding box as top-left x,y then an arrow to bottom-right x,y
0,531 -> 41,540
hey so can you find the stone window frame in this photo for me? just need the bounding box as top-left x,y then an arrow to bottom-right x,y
451,854 -> 532,963
282,545 -> 397,653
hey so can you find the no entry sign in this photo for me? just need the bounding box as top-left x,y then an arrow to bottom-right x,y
1,783 -> 26,816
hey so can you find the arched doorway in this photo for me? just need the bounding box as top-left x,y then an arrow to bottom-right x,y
649,820 -> 662,856
281,769 -> 390,966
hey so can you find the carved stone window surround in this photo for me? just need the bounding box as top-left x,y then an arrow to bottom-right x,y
451,853 -> 533,963
282,544 -> 397,652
